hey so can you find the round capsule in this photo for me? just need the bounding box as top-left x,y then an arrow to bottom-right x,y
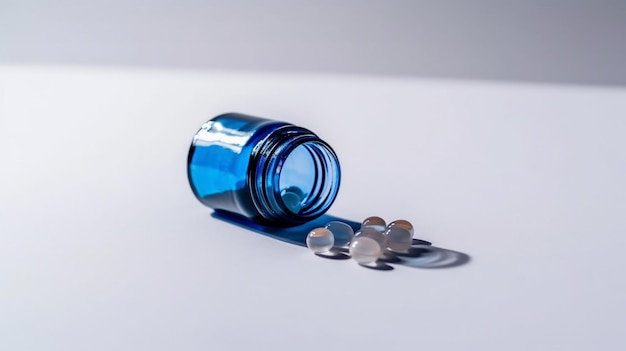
306,227 -> 334,253
281,186 -> 305,213
387,219 -> 414,236
384,226 -> 413,253
324,221 -> 354,247
361,216 -> 386,232
350,228 -> 387,264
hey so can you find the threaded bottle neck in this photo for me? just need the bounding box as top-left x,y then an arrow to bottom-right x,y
248,125 -> 341,225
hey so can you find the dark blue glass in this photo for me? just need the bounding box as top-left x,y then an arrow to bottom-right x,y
187,113 -> 341,226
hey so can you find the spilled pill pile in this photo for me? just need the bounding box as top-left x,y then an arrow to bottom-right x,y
306,216 -> 415,266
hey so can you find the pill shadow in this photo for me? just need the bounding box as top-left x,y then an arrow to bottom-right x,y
211,210 -> 469,270
315,251 -> 351,260
394,246 -> 471,269
359,261 -> 394,271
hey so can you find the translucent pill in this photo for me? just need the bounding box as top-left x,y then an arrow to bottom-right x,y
388,219 -> 414,236
350,229 -> 387,264
324,221 -> 355,247
281,186 -> 305,213
306,227 -> 334,253
361,216 -> 386,232
384,226 -> 413,253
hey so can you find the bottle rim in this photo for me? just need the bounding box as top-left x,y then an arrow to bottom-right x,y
248,125 -> 341,225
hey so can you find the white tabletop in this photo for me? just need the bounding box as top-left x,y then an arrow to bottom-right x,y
1,65 -> 625,350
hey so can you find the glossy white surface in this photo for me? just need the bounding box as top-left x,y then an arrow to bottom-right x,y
1,65 -> 625,350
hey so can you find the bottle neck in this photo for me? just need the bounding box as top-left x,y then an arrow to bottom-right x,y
248,125 -> 341,225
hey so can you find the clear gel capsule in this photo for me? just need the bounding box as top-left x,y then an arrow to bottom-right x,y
361,216 -> 386,232
306,227 -> 335,253
350,228 -> 387,264
324,221 -> 355,247
387,219 -> 414,236
281,186 -> 305,213
384,226 -> 413,253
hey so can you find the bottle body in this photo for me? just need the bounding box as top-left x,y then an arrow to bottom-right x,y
187,113 -> 341,226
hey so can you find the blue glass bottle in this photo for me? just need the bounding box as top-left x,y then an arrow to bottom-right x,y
187,113 -> 341,226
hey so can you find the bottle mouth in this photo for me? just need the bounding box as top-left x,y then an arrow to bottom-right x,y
248,126 -> 341,225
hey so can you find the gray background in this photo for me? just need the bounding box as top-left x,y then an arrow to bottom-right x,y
1,0 -> 625,86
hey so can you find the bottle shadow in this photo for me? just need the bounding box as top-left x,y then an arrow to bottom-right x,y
211,211 -> 470,270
